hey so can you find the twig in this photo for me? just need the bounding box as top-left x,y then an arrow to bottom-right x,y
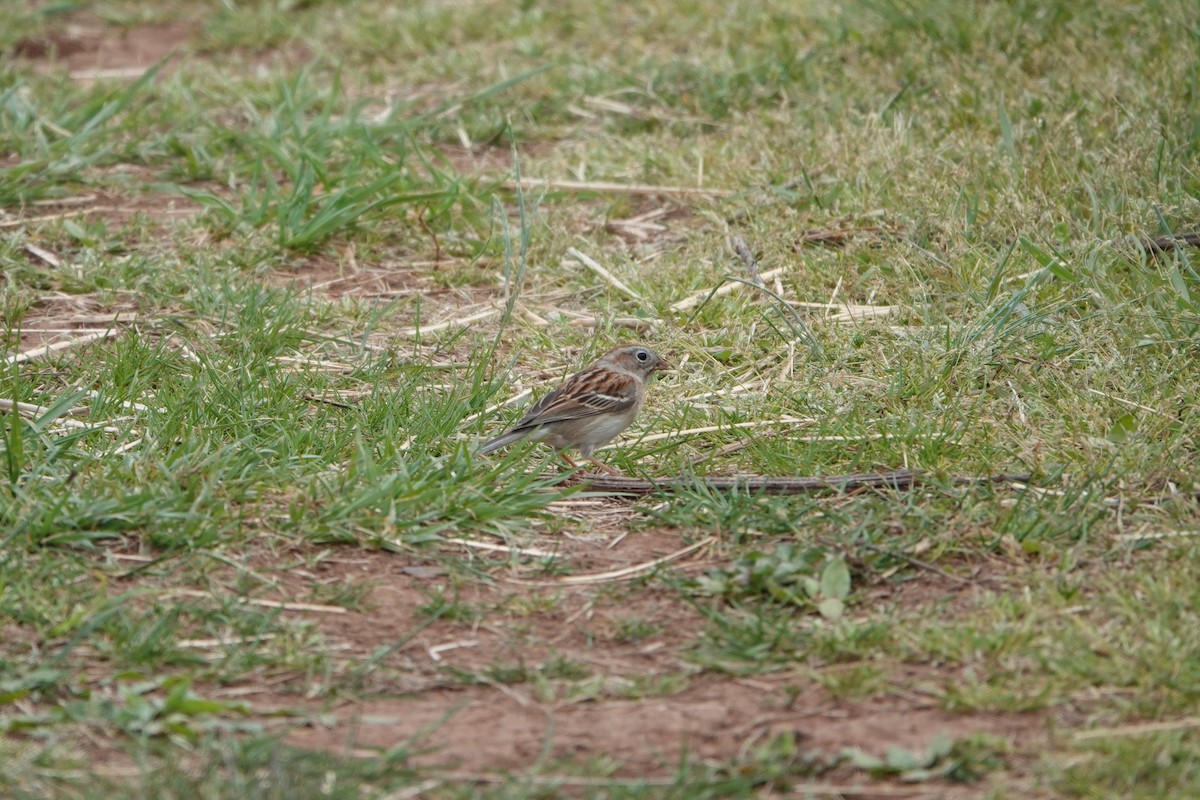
275,356 -> 356,373
788,300 -> 898,323
857,542 -> 975,586
576,471 -> 1032,497
462,388 -> 533,424
303,394 -> 353,409
503,537 -> 713,586
686,439 -> 752,466
566,315 -> 655,330
444,537 -> 563,559
1074,716 -> 1200,741
731,235 -> 761,285
82,389 -> 159,413
71,66 -> 159,81
1115,530 -> 1200,541
379,779 -> 443,800
111,437 -> 143,455
564,248 -> 645,302
15,327 -> 124,334
0,207 -> 117,228
164,589 -> 348,614
524,310 -> 656,331
796,223 -> 903,248
397,308 -> 498,337
7,330 -> 119,364
670,267 -> 786,312
1139,232 -> 1200,253
178,634 -> 278,648
473,675 -> 537,709
55,312 -> 137,324
427,639 -> 479,662
0,398 -> 124,434
1084,387 -> 1166,416
606,205 -> 671,240
31,194 -> 98,207
792,432 -> 896,443
504,177 -> 732,198
23,243 -> 62,268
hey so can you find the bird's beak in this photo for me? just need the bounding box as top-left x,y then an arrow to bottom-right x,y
654,358 -> 671,372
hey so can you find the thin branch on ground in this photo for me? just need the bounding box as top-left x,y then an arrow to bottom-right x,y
576,470 -> 1032,496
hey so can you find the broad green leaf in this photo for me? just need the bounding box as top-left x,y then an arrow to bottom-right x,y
820,557 -> 851,600
818,597 -> 844,620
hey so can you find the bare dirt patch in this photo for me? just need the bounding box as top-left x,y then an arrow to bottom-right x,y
89,519 -> 1048,788
278,534 -> 1045,779
4,187 -> 201,237
266,252 -> 498,302
0,497 -> 1053,798
3,292 -> 139,361
10,7 -> 314,97
261,523 -> 708,674
13,12 -> 193,77
285,676 -> 1042,781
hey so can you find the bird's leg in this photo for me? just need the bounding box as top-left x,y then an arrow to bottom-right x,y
585,457 -> 624,477
559,452 -> 581,470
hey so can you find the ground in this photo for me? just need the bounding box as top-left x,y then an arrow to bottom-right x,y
3,2 -> 1200,799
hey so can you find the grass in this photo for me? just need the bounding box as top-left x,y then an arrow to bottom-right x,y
3,0 -> 1200,796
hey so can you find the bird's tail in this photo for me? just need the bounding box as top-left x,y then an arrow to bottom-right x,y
477,430 -> 527,454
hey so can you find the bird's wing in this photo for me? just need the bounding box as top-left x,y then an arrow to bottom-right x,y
509,370 -> 639,431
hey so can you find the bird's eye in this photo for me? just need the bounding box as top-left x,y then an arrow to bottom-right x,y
636,350 -> 649,361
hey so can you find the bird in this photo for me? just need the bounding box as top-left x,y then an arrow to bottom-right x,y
479,344 -> 670,475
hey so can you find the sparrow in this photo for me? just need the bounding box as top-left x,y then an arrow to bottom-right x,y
479,344 -> 670,475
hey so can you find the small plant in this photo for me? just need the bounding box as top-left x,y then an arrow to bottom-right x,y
841,733 -> 1007,783
539,655 -> 592,681
56,679 -> 257,742
695,544 -> 853,620
307,576 -> 375,611
417,586 -> 480,622
613,617 -> 661,642
813,662 -> 886,701
735,729 -> 831,786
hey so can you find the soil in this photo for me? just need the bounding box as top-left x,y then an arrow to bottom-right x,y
12,12 -> 192,76
86,520 -> 1051,797
9,14 -> 1051,798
